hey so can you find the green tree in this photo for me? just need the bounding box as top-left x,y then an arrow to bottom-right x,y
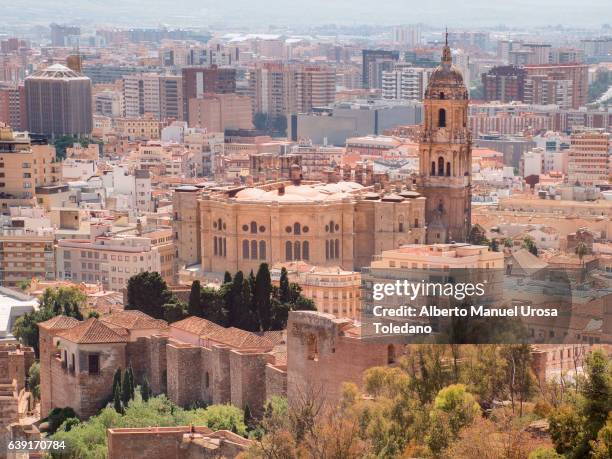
489,238 -> 500,252
28,361 -> 40,400
549,404 -> 585,455
141,376 -> 151,402
591,417 -> 612,459
223,271 -> 232,284
254,263 -> 273,331
113,384 -> 123,414
12,287 -> 85,356
468,224 -> 489,246
112,368 -> 122,398
528,447 -> 563,459
188,280 -> 202,316
502,344 -> 536,416
522,236 -> 538,256
43,407 -> 78,435
503,237 -> 513,248
121,369 -> 133,407
431,384 -> 480,437
126,272 -> 172,319
200,287 -> 228,325
278,267 -> 290,303
162,297 -> 187,323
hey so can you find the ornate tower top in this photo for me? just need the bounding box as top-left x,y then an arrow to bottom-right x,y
424,30 -> 468,101
441,29 -> 452,69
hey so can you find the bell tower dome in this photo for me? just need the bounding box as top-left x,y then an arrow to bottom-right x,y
416,32 -> 472,243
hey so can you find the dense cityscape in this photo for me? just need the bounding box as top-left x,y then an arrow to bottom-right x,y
0,5 -> 610,459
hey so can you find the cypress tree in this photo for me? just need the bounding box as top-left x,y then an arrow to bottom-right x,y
127,366 -> 135,401
223,271 -> 232,284
279,267 -> 290,303
112,368 -> 122,396
141,376 -> 151,402
113,383 -> 123,414
121,369 -> 131,406
188,280 -> 202,317
254,263 -> 273,331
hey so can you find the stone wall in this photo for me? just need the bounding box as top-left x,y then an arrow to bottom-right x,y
265,364 -> 287,402
166,343 -> 202,407
229,351 -> 269,417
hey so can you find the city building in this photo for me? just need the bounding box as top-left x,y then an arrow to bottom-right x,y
122,73 -> 161,119
524,64 -> 589,109
181,67 -> 237,120
567,130 -> 610,185
415,36 -> 472,243
0,124 -> 61,209
362,50 -> 400,89
25,64 -> 92,138
159,75 -> 183,121
482,66 -> 526,102
187,93 -> 253,132
0,84 -> 26,131
382,65 -> 430,101
173,172 -> 427,275
295,65 -> 336,113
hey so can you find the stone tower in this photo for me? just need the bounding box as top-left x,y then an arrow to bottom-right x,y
416,33 -> 472,243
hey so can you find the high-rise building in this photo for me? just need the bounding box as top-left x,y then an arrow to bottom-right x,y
248,63 -> 297,118
295,66 -> 336,113
49,23 -> 80,47
381,65 -> 430,101
362,50 -> 400,89
567,130 -> 610,186
392,25 -> 422,47
25,64 -> 92,138
416,37 -> 472,243
93,90 -> 123,118
524,64 -> 589,109
159,75 -> 183,121
0,84 -> 26,131
181,67 -> 236,120
481,66 -> 526,102
187,93 -> 253,132
524,75 -> 574,109
122,73 -> 161,119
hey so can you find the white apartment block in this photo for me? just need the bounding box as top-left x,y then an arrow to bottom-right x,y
381,66 -> 429,101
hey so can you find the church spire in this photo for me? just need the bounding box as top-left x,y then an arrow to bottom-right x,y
441,28 -> 452,69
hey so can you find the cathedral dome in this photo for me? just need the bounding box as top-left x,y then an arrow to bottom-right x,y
424,37 -> 468,100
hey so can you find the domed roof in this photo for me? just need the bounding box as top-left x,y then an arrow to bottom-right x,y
424,34 -> 468,100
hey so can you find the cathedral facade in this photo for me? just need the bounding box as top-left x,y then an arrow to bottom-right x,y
416,36 -> 472,243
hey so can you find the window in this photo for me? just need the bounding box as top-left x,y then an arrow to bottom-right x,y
251,240 -> 258,259
438,108 -> 446,127
446,162 -> 451,176
214,237 -> 218,256
325,240 -> 330,259
294,241 -> 301,260
438,157 -> 444,176
334,239 -> 340,259
294,222 -> 301,235
302,241 -> 309,260
259,241 -> 266,259
307,334 -> 318,361
242,240 -> 249,259
285,241 -> 293,261
88,354 -> 100,375
250,221 -> 257,234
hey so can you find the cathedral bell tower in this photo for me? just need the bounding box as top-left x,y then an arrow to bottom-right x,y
416,32 -> 472,243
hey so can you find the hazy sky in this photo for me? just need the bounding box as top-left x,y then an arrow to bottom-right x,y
3,0 -> 611,29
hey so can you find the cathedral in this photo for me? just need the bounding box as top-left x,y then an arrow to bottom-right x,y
416,34 -> 472,243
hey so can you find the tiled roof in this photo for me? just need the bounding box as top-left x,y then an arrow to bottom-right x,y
202,327 -> 274,350
38,315 -> 80,330
100,310 -> 168,331
56,318 -> 127,344
171,316 -> 224,336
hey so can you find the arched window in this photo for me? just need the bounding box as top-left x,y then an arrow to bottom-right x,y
294,222 -> 301,235
259,241 -> 266,259
334,239 -> 340,259
307,334 -> 318,361
438,156 -> 445,176
399,222 -> 404,232
414,218 -> 419,228
387,344 -> 396,364
223,238 -> 226,257
217,218 -> 222,230
214,237 -> 218,256
329,220 -> 334,234
250,221 -> 257,234
251,240 -> 258,259
242,240 -> 249,259
438,108 -> 446,127
294,241 -> 301,260
302,241 -> 309,260
431,161 -> 436,176
439,92 -> 445,100
446,161 -> 451,176
285,241 -> 293,261
325,240 -> 330,259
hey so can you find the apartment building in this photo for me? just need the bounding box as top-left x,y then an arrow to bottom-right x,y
187,93 -> 253,132
122,74 -> 161,119
295,66 -> 336,113
524,64 -> 589,109
0,124 -> 61,209
382,65 -> 430,101
567,130 -> 611,186
56,227 -> 176,291
0,226 -> 55,287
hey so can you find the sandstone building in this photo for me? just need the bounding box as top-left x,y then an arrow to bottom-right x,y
38,312 -> 287,419
416,34 -> 472,244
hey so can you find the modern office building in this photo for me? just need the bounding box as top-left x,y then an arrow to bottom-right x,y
25,64 -> 92,138
362,50 -> 400,89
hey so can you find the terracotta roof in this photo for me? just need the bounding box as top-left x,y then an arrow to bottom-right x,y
171,316 -> 224,336
202,327 -> 274,350
56,318 -> 127,344
100,310 -> 168,331
262,330 -> 286,346
38,315 -> 80,330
